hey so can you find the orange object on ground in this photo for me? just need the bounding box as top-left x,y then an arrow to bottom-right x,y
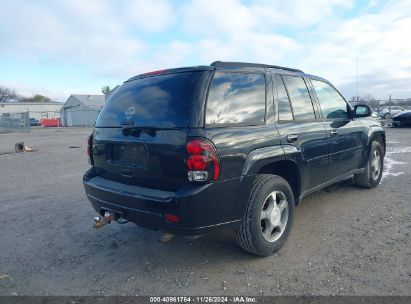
40,118 -> 62,127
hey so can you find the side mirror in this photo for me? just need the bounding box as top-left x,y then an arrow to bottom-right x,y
354,105 -> 371,117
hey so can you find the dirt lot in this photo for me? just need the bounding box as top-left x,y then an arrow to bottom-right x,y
0,127 -> 410,296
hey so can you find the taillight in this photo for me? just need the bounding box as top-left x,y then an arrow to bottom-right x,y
186,138 -> 220,182
141,69 -> 168,77
87,134 -> 93,165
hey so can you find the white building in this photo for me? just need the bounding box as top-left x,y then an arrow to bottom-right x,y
0,102 -> 63,120
60,95 -> 105,127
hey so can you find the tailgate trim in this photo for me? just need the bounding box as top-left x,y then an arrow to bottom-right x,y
86,176 -> 175,202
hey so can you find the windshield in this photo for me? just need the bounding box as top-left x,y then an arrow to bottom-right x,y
96,71 -> 205,128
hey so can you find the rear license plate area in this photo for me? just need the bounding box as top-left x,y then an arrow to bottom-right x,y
111,144 -> 148,167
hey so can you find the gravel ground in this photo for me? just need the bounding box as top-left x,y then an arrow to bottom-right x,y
0,127 -> 410,296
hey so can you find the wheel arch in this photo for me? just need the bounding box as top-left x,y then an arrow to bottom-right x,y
241,146 -> 302,205
372,131 -> 386,155
256,160 -> 301,205
359,127 -> 386,169
367,127 -> 386,155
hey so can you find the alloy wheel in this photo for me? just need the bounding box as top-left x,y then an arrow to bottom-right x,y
260,191 -> 289,242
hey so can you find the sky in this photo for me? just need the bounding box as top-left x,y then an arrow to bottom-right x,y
0,0 -> 410,102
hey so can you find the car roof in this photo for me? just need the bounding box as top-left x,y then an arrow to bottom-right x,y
210,61 -> 303,73
304,73 -> 333,84
125,61 -> 330,82
125,66 -> 213,82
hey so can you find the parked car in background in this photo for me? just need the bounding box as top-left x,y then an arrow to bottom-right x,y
392,110 -> 411,127
370,111 -> 384,126
379,106 -> 405,119
29,118 -> 40,126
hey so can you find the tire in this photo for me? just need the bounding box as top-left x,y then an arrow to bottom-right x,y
354,141 -> 384,188
235,175 -> 294,256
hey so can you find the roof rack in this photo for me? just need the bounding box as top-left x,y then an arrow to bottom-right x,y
210,61 -> 303,73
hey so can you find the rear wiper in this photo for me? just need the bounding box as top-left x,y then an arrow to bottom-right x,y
121,126 -> 167,137
120,120 -> 133,126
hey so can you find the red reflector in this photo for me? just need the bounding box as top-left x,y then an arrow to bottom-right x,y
164,214 -> 180,223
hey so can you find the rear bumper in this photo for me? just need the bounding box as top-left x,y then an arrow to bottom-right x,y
83,168 -> 254,235
391,119 -> 409,127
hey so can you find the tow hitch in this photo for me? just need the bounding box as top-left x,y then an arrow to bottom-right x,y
93,211 -> 129,228
93,211 -> 114,229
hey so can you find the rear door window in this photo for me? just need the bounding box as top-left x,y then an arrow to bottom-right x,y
206,71 -> 266,125
282,75 -> 316,120
276,75 -> 293,121
96,71 -> 205,128
311,79 -> 349,120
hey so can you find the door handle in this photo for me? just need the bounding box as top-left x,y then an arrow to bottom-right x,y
286,134 -> 298,143
330,130 -> 338,137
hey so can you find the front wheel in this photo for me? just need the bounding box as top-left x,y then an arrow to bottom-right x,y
235,175 -> 294,256
354,141 -> 384,188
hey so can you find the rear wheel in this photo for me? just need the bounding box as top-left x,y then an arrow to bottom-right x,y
235,175 -> 294,256
354,141 -> 384,188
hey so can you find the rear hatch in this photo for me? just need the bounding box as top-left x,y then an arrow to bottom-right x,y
92,70 -> 209,191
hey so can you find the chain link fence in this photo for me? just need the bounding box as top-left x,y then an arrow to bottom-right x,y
28,110 -> 61,120
0,112 -> 30,133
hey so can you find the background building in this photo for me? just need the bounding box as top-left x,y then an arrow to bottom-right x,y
60,95 -> 105,127
0,102 -> 63,120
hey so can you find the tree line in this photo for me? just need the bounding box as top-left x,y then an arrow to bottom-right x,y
350,95 -> 411,110
0,86 -> 51,103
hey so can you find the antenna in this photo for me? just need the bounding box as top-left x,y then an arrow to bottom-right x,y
356,59 -> 359,101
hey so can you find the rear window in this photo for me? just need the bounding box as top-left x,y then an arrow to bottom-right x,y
205,71 -> 266,125
96,71 -> 205,128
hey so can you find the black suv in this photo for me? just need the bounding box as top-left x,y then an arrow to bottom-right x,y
83,61 -> 385,256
